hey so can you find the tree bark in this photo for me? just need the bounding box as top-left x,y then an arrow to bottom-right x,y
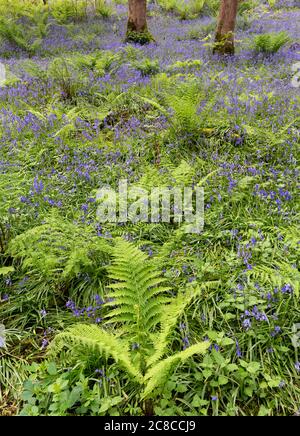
126,0 -> 149,43
213,0 -> 239,55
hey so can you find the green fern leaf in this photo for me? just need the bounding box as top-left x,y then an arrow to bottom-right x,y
142,342 -> 210,399
50,324 -> 143,383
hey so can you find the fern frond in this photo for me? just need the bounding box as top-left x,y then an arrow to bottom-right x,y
49,324 -> 143,383
142,342 -> 210,399
147,286 -> 204,367
106,239 -> 171,338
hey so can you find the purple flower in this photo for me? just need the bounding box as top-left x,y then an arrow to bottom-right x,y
33,177 -> 44,194
242,319 -> 251,331
40,309 -> 47,318
5,278 -> 12,286
66,299 -> 76,311
235,339 -> 242,358
271,326 -> 281,337
182,336 -> 190,350
41,338 -> 49,349
295,362 -> 300,372
211,396 -> 218,401
281,284 -> 293,294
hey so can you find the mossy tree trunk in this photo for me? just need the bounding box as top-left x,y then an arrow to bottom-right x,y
126,0 -> 152,44
213,0 -> 239,55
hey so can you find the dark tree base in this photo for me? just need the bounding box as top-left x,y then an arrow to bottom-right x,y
125,30 -> 154,45
213,33 -> 235,55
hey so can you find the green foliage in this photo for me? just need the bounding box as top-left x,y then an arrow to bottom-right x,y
167,59 -> 203,72
94,0 -> 114,18
0,18 -> 42,55
48,57 -> 85,101
133,58 -> 160,77
50,0 -> 90,23
20,362 -> 125,416
125,31 -> 154,45
252,32 -> 290,54
158,0 -> 219,19
1,0 -> 300,418
0,2 -> 50,55
238,1 -> 259,14
8,216 -> 111,282
163,78 -> 215,139
48,239 -> 209,405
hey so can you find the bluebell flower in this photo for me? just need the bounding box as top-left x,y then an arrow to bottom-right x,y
270,326 -> 281,337
294,362 -> 300,372
236,339 -> 242,358
242,319 -> 251,330
281,284 -> 293,294
41,338 -> 48,349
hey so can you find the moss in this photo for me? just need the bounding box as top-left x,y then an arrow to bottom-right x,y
213,32 -> 235,55
125,30 -> 154,45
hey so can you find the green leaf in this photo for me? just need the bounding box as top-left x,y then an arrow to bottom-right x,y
212,349 -> 226,366
244,387 -> 253,397
218,375 -> 229,385
47,362 -> 57,376
142,342 -> 210,399
258,405 -> 270,416
111,396 -> 123,407
191,395 -> 208,407
266,377 -> 282,388
0,266 -> 14,276
176,384 -> 188,393
220,337 -> 235,346
247,362 -> 261,374
226,364 -> 239,372
50,324 -> 143,384
206,330 -> 221,341
202,369 -> 212,378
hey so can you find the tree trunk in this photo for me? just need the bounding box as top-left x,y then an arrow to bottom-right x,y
213,0 -> 239,55
126,0 -> 151,44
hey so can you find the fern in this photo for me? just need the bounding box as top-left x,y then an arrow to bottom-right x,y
106,238 -> 171,348
142,343 -> 209,399
8,216 -> 111,281
49,239 -> 210,403
252,32 -> 290,54
0,4 -> 49,56
52,324 -> 143,383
